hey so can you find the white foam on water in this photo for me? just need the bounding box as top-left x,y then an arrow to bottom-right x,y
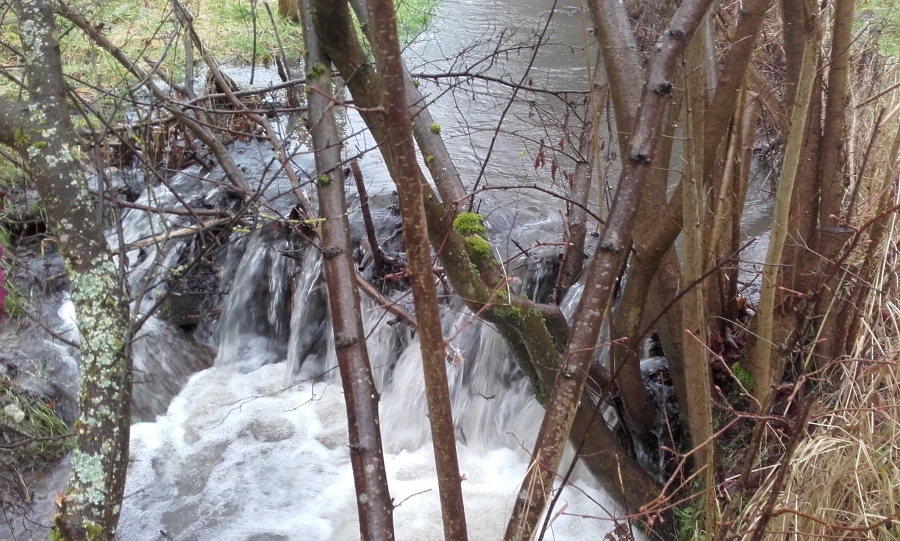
120,362 -> 640,541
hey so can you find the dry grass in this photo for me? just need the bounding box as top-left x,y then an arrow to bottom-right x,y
730,61 -> 900,540
736,358 -> 900,540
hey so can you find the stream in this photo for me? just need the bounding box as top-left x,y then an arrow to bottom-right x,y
1,0 -> 776,539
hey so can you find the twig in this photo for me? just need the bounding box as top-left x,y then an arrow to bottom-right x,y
353,271 -> 417,328
0,433 -> 76,450
350,158 -> 386,276
263,2 -> 291,81
468,0 -> 562,211
109,218 -> 231,255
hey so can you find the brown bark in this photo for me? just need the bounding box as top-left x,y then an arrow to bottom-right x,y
300,4 -> 395,539
587,0 -> 642,157
746,0 -> 822,397
813,0 -> 855,361
351,158 -> 387,276
504,1 -> 716,539
703,0 -> 774,182
608,109 -> 681,439
589,0 -> 685,438
836,129 -> 900,357
747,0 -> 820,402
347,0 -> 469,209
681,15 -> 715,525
726,94 -> 761,313
701,0 -> 773,325
650,247 -> 687,402
364,1 -> 469,539
2,2 -> 131,539
558,54 -> 606,299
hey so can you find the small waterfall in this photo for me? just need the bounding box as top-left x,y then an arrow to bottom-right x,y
215,225 -> 297,370
4,139 -> 638,539
114,226 -> 637,540
286,245 -> 330,379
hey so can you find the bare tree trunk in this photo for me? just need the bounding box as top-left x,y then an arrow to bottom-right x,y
348,0 -> 468,209
300,5 -> 395,539
773,0 -> 824,331
365,1 -> 469,539
681,13 -> 715,527
504,1 -> 715,539
726,93 -> 761,314
0,2 -> 131,539
702,0 -> 774,182
608,112 -> 681,439
586,0 -> 641,156
814,0 -> 855,361
558,53 -> 606,299
588,0 -> 684,438
310,0 -> 661,522
747,7 -> 819,402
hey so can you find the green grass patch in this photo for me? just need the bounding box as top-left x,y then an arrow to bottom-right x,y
1,377 -> 73,473
858,0 -> 900,59
395,0 -> 441,42
0,0 -> 305,101
1,0 -> 442,111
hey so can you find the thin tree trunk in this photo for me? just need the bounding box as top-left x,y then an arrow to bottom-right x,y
351,158 -> 387,277
726,93 -> 761,314
300,5 -> 395,539
586,0 -> 642,156
748,16 -> 818,403
365,1 -> 468,539
681,13 -> 715,527
775,0 -> 824,313
608,110 -> 681,439
558,53 -> 606,299
814,0 -> 855,361
702,0 -> 774,182
348,0 -> 468,209
310,0 -> 661,520
504,1 -> 715,539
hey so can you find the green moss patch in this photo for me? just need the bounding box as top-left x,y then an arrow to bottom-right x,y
453,212 -> 487,237
465,235 -> 491,258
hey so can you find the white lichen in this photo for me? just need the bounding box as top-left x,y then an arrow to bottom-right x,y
4,404 -> 26,423
70,450 -> 107,507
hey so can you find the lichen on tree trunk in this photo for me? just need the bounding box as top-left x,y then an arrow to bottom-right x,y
0,2 -> 132,539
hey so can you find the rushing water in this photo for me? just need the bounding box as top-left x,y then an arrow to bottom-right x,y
107,145 -> 633,538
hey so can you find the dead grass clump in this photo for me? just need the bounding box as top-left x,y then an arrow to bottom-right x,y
730,55 -> 900,540
735,355 -> 900,540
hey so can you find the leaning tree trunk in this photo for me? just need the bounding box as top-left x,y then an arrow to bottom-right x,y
0,1 -> 131,539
